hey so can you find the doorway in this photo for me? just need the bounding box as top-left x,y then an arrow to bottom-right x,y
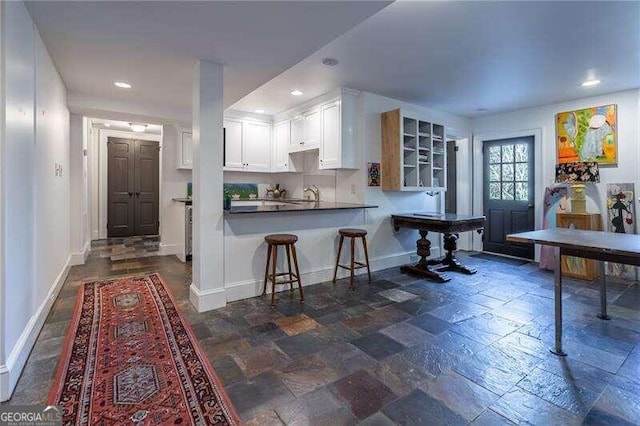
482,136 -> 535,259
107,137 -> 159,237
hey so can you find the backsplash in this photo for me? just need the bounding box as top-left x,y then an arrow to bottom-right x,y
223,183 -> 258,198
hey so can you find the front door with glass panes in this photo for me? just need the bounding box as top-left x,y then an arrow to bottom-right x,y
483,137 -> 535,259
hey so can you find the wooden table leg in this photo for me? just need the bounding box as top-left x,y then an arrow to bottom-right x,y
433,233 -> 477,275
400,230 -> 450,282
551,246 -> 567,356
597,260 -> 610,320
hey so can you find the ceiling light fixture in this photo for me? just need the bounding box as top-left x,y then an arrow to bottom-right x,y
114,81 -> 132,89
581,79 -> 600,87
130,123 -> 147,132
290,90 -> 303,96
254,109 -> 265,114
321,57 -> 339,67
104,123 -> 111,127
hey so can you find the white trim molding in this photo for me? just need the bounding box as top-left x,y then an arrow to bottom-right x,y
189,284 -> 226,313
159,243 -> 186,263
0,255 -> 71,402
69,241 -> 90,266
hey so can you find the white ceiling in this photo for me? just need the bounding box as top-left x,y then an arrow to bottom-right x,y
232,1 -> 640,117
25,1 -> 390,120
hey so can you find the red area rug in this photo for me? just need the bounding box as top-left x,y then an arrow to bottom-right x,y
48,273 -> 240,425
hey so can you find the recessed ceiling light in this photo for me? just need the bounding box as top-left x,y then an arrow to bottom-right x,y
130,123 -> 147,132
290,90 -> 303,96
581,79 -> 600,87
254,109 -> 265,114
104,123 -> 111,127
321,57 -> 339,67
114,81 -> 132,89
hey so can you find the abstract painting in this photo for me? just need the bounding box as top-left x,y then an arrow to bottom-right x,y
539,184 -> 569,270
606,183 -> 636,280
367,162 -> 380,187
556,104 -> 617,166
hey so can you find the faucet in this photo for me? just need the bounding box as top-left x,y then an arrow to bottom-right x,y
303,185 -> 320,202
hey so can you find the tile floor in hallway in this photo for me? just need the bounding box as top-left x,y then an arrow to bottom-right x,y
4,238 -> 640,425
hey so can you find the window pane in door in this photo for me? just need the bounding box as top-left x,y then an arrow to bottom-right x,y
515,182 -> 528,201
515,144 -> 528,162
502,182 -> 515,200
515,163 -> 529,181
502,163 -> 514,181
489,165 -> 501,181
502,145 -> 514,163
489,183 -> 501,200
489,146 -> 501,164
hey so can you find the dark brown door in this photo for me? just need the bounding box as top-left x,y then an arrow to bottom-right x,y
107,138 -> 135,237
483,136 -> 535,259
107,137 -> 159,237
134,139 -> 159,236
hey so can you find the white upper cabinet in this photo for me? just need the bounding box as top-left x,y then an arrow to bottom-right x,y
319,100 -> 340,169
273,120 -> 292,172
176,130 -> 193,169
223,119 -> 244,171
289,107 -> 321,153
243,121 -> 271,172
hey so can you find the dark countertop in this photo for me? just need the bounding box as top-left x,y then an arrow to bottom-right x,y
172,198 -> 192,205
225,201 -> 377,214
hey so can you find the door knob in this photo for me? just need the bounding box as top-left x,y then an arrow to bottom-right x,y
128,192 -> 133,197
528,203 -> 534,209
136,192 -> 140,197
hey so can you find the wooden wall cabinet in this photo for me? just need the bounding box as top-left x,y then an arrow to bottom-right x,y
557,212 -> 602,280
381,108 -> 446,191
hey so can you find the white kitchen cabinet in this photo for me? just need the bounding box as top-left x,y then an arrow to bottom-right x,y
177,130 -> 193,169
319,100 -> 340,169
289,107 -> 320,153
273,120 -> 292,172
243,121 -> 271,171
223,118 -> 244,171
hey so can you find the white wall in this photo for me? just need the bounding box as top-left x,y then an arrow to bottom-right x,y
471,88 -> 640,256
69,115 -> 90,262
355,91 -> 473,261
1,0 -> 71,401
160,124 -> 192,259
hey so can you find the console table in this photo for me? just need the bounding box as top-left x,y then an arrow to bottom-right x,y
507,228 -> 640,356
391,213 -> 485,282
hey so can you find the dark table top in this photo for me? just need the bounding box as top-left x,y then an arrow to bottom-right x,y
391,213 -> 485,233
507,228 -> 640,259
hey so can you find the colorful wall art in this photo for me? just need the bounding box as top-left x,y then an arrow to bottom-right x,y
556,104 -> 617,166
606,183 -> 637,280
367,162 -> 381,187
539,184 -> 569,270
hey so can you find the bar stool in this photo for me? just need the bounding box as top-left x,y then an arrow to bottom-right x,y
263,234 -> 304,307
332,228 -> 371,289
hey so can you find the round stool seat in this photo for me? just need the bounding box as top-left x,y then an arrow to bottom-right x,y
338,228 -> 367,238
265,234 -> 298,244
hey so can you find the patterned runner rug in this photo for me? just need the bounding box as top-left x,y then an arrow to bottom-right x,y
48,273 -> 240,425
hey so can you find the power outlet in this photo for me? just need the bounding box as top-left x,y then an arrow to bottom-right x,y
350,184 -> 356,195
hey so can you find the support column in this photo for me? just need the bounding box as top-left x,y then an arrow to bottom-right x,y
189,60 -> 226,312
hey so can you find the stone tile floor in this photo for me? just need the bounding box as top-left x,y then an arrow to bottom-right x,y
90,235 -> 160,261
4,240 -> 640,425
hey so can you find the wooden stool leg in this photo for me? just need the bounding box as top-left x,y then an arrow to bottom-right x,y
291,244 -> 304,302
350,237 -> 356,289
362,236 -> 371,282
286,244 -> 294,292
333,235 -> 344,283
271,244 -> 278,307
263,244 -> 272,296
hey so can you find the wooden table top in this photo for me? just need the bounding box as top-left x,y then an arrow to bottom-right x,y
391,213 -> 485,233
391,213 -> 485,224
507,228 -> 640,259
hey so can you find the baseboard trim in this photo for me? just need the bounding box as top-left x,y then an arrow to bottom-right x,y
223,249 -> 432,304
0,255 -> 71,402
189,284 -> 226,313
160,243 -> 186,263
69,241 -> 90,266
